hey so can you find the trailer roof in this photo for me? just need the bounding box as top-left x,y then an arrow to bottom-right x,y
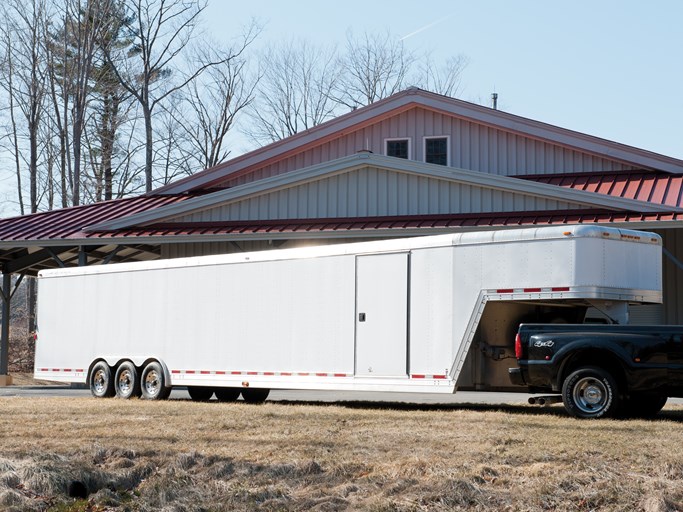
38,225 -> 660,279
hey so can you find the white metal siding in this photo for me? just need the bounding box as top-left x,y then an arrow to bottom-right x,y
216,107 -> 637,188
170,167 -> 588,223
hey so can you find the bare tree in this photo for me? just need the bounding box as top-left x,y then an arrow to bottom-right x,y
334,30 -> 415,109
414,54 -> 469,97
104,0 -> 259,192
60,0 -> 116,206
245,40 -> 339,144
0,0 -> 50,215
169,42 -> 256,170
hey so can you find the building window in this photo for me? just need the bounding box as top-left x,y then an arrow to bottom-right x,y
385,138 -> 411,159
424,136 -> 449,166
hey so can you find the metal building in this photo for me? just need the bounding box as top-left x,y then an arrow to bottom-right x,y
1,88 -> 683,383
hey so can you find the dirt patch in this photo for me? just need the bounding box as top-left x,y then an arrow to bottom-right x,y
1,397 -> 682,510
8,373 -> 61,386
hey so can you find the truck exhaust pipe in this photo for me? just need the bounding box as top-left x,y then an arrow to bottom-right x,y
528,395 -> 563,406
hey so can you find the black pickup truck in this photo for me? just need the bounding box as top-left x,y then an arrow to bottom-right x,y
509,324 -> 683,419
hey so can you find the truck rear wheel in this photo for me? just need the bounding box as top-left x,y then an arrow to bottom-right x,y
140,361 -> 171,400
188,386 -> 214,401
215,388 -> 240,402
115,361 -> 141,399
562,366 -> 620,419
90,361 -> 115,398
241,388 -> 270,403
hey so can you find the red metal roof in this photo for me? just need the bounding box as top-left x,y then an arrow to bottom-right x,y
0,170 -> 681,245
518,170 -> 683,208
80,209 -> 680,239
0,194 -> 192,242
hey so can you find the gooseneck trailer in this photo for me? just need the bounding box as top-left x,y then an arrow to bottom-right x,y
34,225 -> 662,403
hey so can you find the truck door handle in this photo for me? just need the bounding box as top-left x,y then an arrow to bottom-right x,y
359,313 -> 366,322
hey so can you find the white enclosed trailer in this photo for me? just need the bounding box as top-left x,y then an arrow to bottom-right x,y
34,225 -> 662,401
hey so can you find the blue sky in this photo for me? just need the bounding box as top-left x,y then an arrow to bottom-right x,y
205,0 -> 683,160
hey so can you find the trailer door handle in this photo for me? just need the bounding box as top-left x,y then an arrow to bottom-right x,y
358,313 -> 366,322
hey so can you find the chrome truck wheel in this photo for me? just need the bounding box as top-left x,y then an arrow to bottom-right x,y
562,366 -> 620,419
89,361 -> 115,398
115,361 -> 141,399
140,361 -> 171,400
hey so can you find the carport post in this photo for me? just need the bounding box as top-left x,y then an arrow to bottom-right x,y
0,273 -> 10,385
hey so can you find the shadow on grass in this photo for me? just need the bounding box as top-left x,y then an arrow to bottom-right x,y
254,398 -> 683,422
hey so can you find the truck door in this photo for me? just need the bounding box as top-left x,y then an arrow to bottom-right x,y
355,253 -> 409,377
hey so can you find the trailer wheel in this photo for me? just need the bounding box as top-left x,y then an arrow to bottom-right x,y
188,386 -> 214,401
90,362 -> 115,398
140,361 -> 170,400
114,361 -> 141,399
241,388 -> 270,403
562,366 -> 620,419
215,388 -> 240,402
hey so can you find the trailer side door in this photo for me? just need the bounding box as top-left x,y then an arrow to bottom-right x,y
355,253 -> 409,377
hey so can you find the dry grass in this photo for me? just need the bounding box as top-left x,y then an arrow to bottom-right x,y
0,397 -> 682,511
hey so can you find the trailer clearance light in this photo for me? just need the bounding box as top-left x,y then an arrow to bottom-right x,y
515,333 -> 523,359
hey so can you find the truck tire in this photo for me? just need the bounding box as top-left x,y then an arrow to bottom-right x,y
215,388 -> 240,402
620,395 -> 667,418
561,366 -> 620,419
241,388 -> 270,403
188,386 -> 214,401
115,361 -> 141,399
140,361 -> 171,400
90,361 -> 115,398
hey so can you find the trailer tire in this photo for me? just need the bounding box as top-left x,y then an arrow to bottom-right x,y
215,388 -> 240,402
90,362 -> 115,398
562,366 -> 620,419
188,386 -> 214,402
115,361 -> 141,399
241,388 -> 270,403
140,361 -> 170,400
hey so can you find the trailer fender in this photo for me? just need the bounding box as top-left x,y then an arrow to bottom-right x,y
141,357 -> 173,390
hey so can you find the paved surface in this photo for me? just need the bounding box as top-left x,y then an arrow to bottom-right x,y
0,385 -> 536,405
2,386 -> 680,408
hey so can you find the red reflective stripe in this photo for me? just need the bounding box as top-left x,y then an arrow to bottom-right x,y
200,371 -> 210,375
496,289 -> 514,294
76,369 -> 84,372
523,288 -> 541,293
433,375 -> 447,379
552,287 -> 570,292
63,368 -> 72,372
412,374 -> 425,379
40,368 -> 48,372
264,372 -> 275,376
215,371 -> 226,375
185,370 -> 195,375
298,372 -> 310,376
171,370 -> 180,374
280,372 -> 292,376
247,371 -> 258,375
333,373 -> 347,377
231,371 -> 242,375
52,368 -> 60,372
316,372 -> 327,377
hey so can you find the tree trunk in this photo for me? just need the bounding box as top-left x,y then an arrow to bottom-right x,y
144,103 -> 153,192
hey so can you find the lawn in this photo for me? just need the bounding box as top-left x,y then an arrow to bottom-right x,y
0,397 -> 682,511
